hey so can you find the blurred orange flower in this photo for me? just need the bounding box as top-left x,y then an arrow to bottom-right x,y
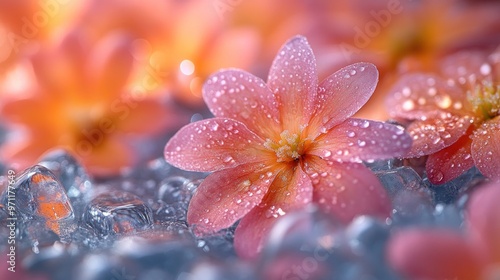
73,0 -> 260,106
0,0 -> 83,74
0,32 -> 184,176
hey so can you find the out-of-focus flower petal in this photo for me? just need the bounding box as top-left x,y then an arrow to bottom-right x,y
471,119 -> 500,180
115,99 -> 184,134
0,131 -> 58,171
267,35 -> 318,133
466,182 -> 500,263
164,118 -> 269,172
440,51 -> 494,86
187,162 -> 279,235
203,70 -> 281,139
75,135 -> 137,176
308,63 -> 378,137
77,135 -> 135,177
31,32 -> 87,98
87,33 -> 134,103
0,97 -> 56,127
387,228 -> 483,280
386,74 -> 468,119
304,157 -> 391,223
426,131 -> 475,184
309,118 -> 411,163
405,113 -> 472,157
234,166 -> 313,259
203,28 -> 261,74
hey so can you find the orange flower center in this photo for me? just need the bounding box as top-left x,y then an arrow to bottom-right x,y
468,80 -> 500,120
264,130 -> 309,163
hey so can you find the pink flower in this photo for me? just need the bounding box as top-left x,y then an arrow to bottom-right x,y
387,181 -> 500,280
164,35 -> 412,259
386,48 -> 500,184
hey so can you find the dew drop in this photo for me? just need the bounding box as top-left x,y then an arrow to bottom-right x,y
402,87 -> 411,96
437,95 -> 452,109
480,63 -> 492,76
402,100 -> 415,111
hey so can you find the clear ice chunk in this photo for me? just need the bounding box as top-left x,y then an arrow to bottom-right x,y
1,165 -> 76,240
38,149 -> 93,216
425,166 -> 485,204
83,191 -> 153,237
376,166 -> 435,226
38,149 -> 92,201
154,176 -> 198,223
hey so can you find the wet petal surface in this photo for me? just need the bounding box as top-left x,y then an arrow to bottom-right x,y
386,74 -> 468,119
233,165 -> 312,259
426,131 -> 475,185
470,119 -> 500,180
187,162 -> 278,235
304,157 -> 391,223
405,113 -> 472,157
164,118 -> 267,172
308,63 -> 378,137
310,118 -> 411,163
267,35 -> 318,133
203,69 -> 281,139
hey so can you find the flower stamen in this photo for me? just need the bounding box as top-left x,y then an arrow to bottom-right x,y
468,80 -> 500,120
264,130 -> 307,162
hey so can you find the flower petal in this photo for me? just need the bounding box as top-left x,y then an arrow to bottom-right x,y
405,113 -> 472,157
386,74 -> 469,119
425,131 -> 475,185
164,118 -> 268,172
31,32 -> 87,98
0,97 -> 56,126
466,182 -> 500,263
387,229 -> 483,280
267,35 -> 318,133
187,162 -> 277,235
308,63 -> 378,137
202,70 -> 281,139
304,157 -> 391,223
115,98 -> 186,134
234,165 -> 313,259
88,33 -> 134,103
309,118 -> 411,163
77,135 -> 135,177
471,119 -> 500,180
440,51 -> 493,86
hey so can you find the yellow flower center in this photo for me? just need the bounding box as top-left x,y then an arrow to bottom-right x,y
468,80 -> 500,120
264,130 -> 308,163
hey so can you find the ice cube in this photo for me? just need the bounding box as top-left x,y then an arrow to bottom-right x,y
38,149 -> 93,216
82,191 -> 153,237
1,165 -> 76,240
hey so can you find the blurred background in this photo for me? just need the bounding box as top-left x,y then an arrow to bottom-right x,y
0,0 -> 499,176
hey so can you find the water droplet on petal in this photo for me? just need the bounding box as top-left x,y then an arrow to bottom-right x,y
402,100 -> 415,111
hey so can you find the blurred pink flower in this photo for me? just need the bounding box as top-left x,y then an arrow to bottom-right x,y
387,181 -> 500,279
314,0 -> 500,121
164,35 -> 411,259
386,48 -> 500,184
